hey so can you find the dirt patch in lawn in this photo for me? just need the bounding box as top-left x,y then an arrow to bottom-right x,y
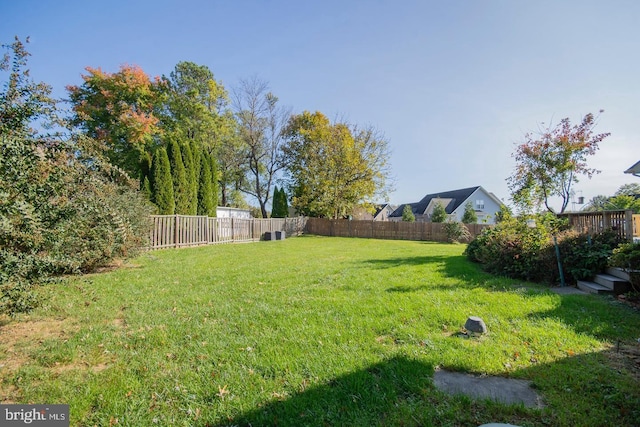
0,319 -> 77,371
0,318 -> 83,403
605,341 -> 640,382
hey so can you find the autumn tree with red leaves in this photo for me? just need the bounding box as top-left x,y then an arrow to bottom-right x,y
508,112 -> 610,213
67,65 -> 164,178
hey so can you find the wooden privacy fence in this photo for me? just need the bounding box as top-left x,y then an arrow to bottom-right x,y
304,218 -> 491,242
557,210 -> 638,242
149,215 -> 307,249
149,210 -> 639,250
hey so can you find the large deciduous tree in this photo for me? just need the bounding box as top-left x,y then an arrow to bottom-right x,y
282,111 -> 392,219
615,183 -> 640,197
232,77 -> 290,218
508,112 -> 610,213
67,64 -> 164,178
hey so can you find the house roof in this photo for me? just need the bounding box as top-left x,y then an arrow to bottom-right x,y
624,160 -> 640,177
373,203 -> 395,218
390,186 -> 502,218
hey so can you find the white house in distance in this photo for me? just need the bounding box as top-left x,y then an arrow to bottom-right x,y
351,203 -> 397,221
388,186 -> 505,223
216,206 -> 252,219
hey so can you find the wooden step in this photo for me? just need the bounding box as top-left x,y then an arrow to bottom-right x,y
577,280 -> 614,295
594,273 -> 630,294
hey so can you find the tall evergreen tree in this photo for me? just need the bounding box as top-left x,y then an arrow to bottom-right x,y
139,152 -> 152,192
461,202 -> 478,224
167,139 -> 189,214
281,187 -> 289,217
402,204 -> 415,222
151,147 -> 175,214
181,142 -> 197,214
272,186 -> 283,218
197,151 -> 214,216
209,150 -> 219,217
141,176 -> 152,201
190,141 -> 202,213
431,201 -> 447,223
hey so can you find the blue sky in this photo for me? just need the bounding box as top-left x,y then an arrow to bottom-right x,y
3,0 -> 639,211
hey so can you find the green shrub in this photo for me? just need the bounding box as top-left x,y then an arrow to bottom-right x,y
465,215 -> 551,281
554,229 -> 621,283
443,221 -> 471,243
430,202 -> 447,223
0,38 -> 155,314
610,242 -> 640,270
401,205 -> 415,222
610,242 -> 640,291
461,202 -> 477,224
466,213 -> 622,285
48,176 -> 154,273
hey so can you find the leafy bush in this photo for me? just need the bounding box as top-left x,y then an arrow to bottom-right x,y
610,242 -> 640,270
443,221 -> 471,243
610,242 -> 640,291
47,174 -> 154,273
465,214 -> 552,281
465,213 -> 620,284
553,229 -> 622,283
0,37 -> 155,315
1,137 -> 154,316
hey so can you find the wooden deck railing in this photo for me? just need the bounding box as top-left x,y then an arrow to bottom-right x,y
557,210 -> 637,242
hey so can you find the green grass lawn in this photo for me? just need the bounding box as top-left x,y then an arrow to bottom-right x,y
2,236 -> 639,426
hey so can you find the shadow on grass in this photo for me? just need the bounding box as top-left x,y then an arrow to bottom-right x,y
512,344 -> 640,425
225,356 -> 434,427
223,350 -> 640,426
361,255 -> 518,293
527,293 -> 640,341
435,343 -> 640,426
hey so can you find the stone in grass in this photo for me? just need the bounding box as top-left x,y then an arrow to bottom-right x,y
464,316 -> 487,334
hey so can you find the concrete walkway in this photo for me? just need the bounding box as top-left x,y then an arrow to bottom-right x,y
433,370 -> 545,408
549,286 -> 587,295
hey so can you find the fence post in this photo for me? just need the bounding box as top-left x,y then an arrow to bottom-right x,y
625,210 -> 634,242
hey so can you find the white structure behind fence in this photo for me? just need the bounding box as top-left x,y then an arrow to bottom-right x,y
149,215 -> 306,249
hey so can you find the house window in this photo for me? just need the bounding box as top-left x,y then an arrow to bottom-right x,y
475,200 -> 484,210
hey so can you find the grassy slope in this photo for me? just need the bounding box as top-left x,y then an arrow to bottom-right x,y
1,236 -> 639,426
